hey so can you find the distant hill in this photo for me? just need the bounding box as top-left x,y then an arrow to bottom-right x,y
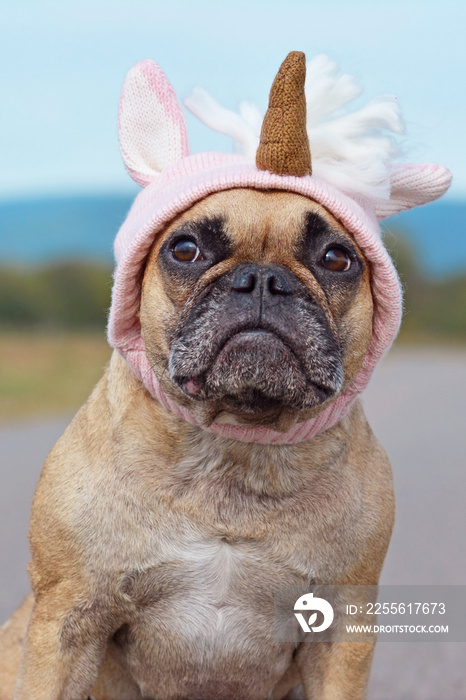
0,195 -> 133,265
1,195 -> 465,277
381,199 -> 466,278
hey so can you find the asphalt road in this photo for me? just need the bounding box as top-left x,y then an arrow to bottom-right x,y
1,347 -> 465,699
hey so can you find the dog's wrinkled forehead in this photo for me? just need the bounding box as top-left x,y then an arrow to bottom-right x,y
156,188 -> 358,267
147,188 -> 369,331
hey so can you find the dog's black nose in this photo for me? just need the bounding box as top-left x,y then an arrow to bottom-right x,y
231,265 -> 293,296
231,269 -> 256,293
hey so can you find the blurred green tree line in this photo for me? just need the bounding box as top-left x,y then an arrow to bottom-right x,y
0,263 -> 112,329
0,234 -> 465,340
384,232 -> 466,341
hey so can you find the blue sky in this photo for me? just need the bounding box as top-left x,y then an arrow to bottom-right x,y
1,0 -> 465,199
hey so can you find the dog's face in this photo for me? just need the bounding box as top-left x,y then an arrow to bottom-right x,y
140,189 -> 373,431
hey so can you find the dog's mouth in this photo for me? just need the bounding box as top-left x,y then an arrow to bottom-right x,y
164,262 -> 345,424
170,324 -> 341,417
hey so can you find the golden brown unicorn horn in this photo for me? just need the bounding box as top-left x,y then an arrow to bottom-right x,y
256,51 -> 312,177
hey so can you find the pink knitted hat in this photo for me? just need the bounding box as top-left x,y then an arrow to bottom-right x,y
107,55 -> 451,444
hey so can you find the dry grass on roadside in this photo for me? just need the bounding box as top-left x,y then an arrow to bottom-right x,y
0,332 -> 111,420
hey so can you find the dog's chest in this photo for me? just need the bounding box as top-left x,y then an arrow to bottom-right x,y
121,522 -> 310,634
91,439 -> 364,696
114,524 -> 307,698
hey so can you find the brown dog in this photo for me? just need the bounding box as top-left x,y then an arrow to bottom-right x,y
1,189 -> 393,699
0,51 -> 451,699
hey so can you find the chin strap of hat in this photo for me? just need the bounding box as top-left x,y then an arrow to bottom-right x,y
256,51 -> 312,177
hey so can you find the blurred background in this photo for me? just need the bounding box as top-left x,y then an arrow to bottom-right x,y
1,1 -> 465,698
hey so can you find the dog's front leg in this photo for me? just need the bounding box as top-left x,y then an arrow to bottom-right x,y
15,586 -> 120,700
294,639 -> 375,700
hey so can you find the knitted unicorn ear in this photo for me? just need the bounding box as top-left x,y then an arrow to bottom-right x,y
118,60 -> 189,187
375,163 -> 452,220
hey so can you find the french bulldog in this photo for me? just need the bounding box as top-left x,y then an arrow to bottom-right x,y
0,51 -> 451,700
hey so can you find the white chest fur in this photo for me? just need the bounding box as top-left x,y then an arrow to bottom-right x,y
119,524 -> 312,655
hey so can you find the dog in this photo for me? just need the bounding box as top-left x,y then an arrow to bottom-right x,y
0,51 -> 451,699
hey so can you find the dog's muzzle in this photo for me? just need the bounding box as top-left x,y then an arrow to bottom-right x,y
169,263 -> 343,414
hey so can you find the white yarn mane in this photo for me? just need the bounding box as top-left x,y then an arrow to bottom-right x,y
184,55 -> 404,201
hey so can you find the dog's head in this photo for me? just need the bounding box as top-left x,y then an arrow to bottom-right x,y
108,51 -> 450,442
140,188 -> 372,431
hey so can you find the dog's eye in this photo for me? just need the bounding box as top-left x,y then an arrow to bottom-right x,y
321,247 -> 351,272
171,239 -> 204,262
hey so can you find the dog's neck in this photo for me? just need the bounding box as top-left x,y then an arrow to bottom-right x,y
106,351 -> 360,499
